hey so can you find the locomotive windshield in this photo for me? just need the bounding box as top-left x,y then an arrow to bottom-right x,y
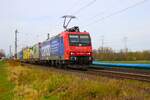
69,34 -> 91,46
69,35 -> 79,46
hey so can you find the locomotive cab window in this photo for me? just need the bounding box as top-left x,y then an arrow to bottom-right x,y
79,35 -> 91,46
69,34 -> 79,46
69,34 -> 91,46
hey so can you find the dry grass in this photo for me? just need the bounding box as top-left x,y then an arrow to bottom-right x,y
6,60 -> 21,67
0,61 -> 14,100
5,61 -> 150,100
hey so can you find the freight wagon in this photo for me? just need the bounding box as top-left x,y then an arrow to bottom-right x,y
40,34 -> 65,65
32,43 -> 41,63
22,47 -> 32,62
17,50 -> 23,60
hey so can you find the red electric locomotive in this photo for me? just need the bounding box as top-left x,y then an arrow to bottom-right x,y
61,26 -> 92,65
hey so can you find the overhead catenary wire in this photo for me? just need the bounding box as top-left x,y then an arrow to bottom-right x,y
65,0 -> 86,14
73,0 -> 97,15
86,0 -> 149,27
62,0 -> 97,29
17,31 -> 43,49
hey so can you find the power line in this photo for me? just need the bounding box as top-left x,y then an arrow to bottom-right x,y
63,0 -> 96,28
86,0 -> 148,27
56,0 -> 96,31
65,0 -> 84,14
73,0 -> 96,15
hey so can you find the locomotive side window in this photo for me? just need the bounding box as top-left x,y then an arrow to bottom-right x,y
69,35 -> 79,46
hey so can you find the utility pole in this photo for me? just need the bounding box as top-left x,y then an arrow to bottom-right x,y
123,37 -> 128,53
47,33 -> 50,40
15,29 -> 18,59
9,45 -> 12,59
101,36 -> 104,53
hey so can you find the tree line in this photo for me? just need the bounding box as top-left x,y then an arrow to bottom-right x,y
93,47 -> 150,61
0,49 -> 5,59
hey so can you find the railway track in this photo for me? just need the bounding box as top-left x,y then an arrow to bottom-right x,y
87,68 -> 150,82
22,63 -> 150,82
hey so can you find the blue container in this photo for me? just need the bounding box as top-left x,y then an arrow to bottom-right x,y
40,35 -> 64,60
19,50 -> 23,60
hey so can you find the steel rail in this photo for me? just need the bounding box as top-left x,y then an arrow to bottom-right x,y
88,68 -> 150,82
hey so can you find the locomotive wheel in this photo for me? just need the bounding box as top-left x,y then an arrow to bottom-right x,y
57,60 -> 61,68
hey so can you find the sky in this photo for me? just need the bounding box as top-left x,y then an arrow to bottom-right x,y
0,0 -> 150,55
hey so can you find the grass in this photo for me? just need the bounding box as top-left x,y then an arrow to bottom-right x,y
0,61 -> 14,100
0,61 -> 150,100
97,60 -> 150,64
1,60 -> 150,100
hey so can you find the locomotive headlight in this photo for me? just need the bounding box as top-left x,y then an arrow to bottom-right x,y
87,52 -> 91,55
70,52 -> 75,55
